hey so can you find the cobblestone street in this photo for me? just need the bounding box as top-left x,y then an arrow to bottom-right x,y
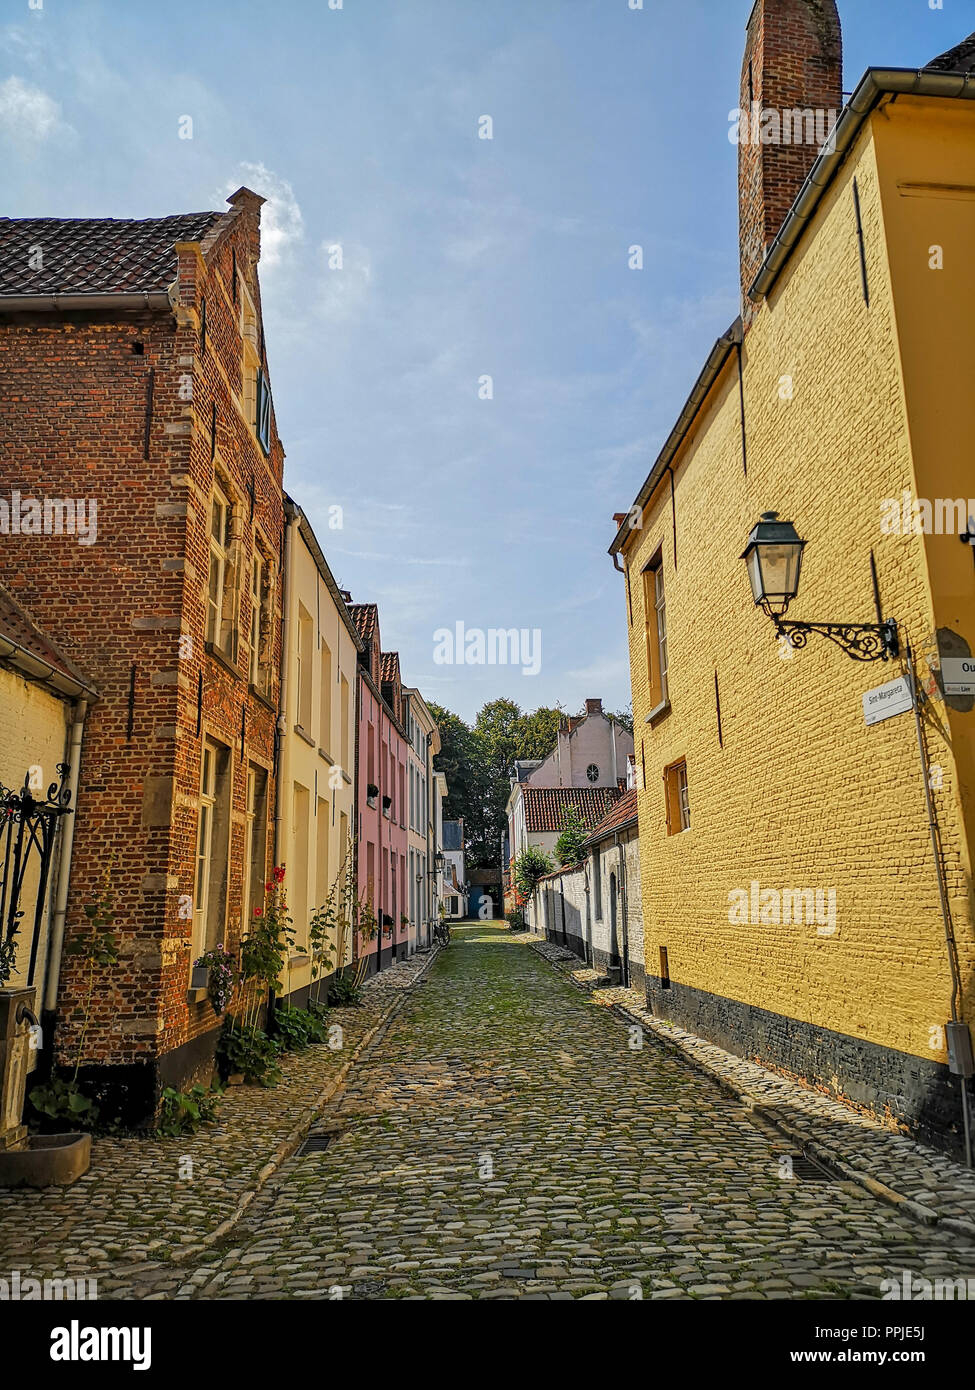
152,924 -> 975,1301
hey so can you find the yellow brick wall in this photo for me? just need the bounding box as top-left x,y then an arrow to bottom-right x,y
622,103 -> 974,1069
0,666 -> 71,992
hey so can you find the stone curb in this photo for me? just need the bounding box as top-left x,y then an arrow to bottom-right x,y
167,946 -> 444,1267
523,934 -> 975,1246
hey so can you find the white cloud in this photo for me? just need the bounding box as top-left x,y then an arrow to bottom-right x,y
0,75 -> 69,144
226,161 -> 304,269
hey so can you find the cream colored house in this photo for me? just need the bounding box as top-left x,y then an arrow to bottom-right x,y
277,499 -> 361,1005
402,687 -> 441,953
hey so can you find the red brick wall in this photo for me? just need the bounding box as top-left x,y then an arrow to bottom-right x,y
0,196 -> 285,1092
738,0 -> 842,315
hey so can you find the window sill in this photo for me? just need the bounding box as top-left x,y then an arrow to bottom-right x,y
186,987 -> 209,1005
288,953 -> 311,968
249,682 -> 276,713
318,747 -> 334,765
205,640 -> 244,681
294,724 -> 316,748
644,697 -> 671,726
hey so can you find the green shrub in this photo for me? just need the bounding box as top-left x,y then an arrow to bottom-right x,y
216,1020 -> 282,1087
156,1084 -> 221,1138
271,1003 -> 327,1051
28,1075 -> 99,1128
328,972 -> 363,1008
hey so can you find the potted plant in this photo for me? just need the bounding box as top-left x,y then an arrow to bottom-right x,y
366,783 -> 379,809
193,943 -> 237,1014
381,793 -> 392,815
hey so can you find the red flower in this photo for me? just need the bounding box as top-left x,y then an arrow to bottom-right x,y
273,865 -> 286,884
253,907 -> 263,918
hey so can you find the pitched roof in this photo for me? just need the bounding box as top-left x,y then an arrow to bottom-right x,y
380,650 -> 400,685
0,582 -> 97,698
347,602 -> 378,645
522,785 -> 622,834
584,787 -> 638,845
0,212 -> 224,297
925,31 -> 975,72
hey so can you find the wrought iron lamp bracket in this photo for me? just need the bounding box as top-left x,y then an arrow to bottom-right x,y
771,617 -> 899,663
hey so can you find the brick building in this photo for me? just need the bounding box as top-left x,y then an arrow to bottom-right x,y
348,603 -> 410,971
610,4 -> 975,1156
0,189 -> 285,1122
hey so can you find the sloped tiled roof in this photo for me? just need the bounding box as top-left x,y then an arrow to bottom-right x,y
380,650 -> 400,685
0,582 -> 96,697
0,212 -> 224,296
925,31 -> 975,72
584,787 -> 638,845
347,602 -> 378,645
522,785 -> 621,834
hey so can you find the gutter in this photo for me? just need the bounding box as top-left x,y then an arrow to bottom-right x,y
0,631 -> 97,701
0,290 -> 173,314
274,507 -> 301,868
608,321 -> 740,556
749,66 -> 975,302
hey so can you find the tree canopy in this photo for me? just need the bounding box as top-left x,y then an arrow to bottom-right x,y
428,699 -> 565,871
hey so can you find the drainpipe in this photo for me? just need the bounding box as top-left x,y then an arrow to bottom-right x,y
42,698 -> 89,1019
610,716 -> 618,787
274,508 -> 300,867
616,835 -> 629,989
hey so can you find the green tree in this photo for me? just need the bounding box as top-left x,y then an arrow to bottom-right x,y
512,845 -> 553,898
554,803 -> 589,866
609,708 -> 634,735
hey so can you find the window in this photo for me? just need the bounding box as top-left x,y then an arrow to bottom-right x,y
592,849 -> 602,920
243,764 -> 269,932
664,759 -> 690,834
256,368 -> 271,455
659,946 -> 671,989
586,763 -> 599,783
296,605 -> 313,731
292,783 -> 310,949
340,675 -> 350,777
316,796 -> 330,906
249,548 -> 272,694
319,640 -> 333,754
194,738 -> 231,954
643,553 -> 668,712
206,485 -> 236,655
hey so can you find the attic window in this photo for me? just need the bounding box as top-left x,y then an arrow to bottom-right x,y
586,763 -> 599,783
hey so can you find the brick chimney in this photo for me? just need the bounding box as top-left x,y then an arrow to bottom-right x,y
738,0 -> 842,320
585,698 -> 603,715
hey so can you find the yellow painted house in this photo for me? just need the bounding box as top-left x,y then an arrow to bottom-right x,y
611,3 -> 975,1158
277,498 -> 361,1006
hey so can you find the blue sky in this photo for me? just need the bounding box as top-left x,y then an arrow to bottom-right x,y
2,0 -> 971,721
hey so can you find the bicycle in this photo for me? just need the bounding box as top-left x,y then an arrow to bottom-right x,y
433,920 -> 451,948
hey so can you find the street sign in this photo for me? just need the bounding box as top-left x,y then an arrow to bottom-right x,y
942,657 -> 975,697
863,676 -> 914,726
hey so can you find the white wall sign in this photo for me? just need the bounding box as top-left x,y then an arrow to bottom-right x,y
942,657 -> 975,697
863,676 -> 914,726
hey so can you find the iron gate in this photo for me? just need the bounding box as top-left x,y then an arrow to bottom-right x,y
0,764 -> 73,988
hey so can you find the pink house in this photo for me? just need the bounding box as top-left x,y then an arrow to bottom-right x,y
348,603 -> 409,972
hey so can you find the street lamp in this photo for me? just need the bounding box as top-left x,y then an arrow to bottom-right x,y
741,511 -> 898,661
